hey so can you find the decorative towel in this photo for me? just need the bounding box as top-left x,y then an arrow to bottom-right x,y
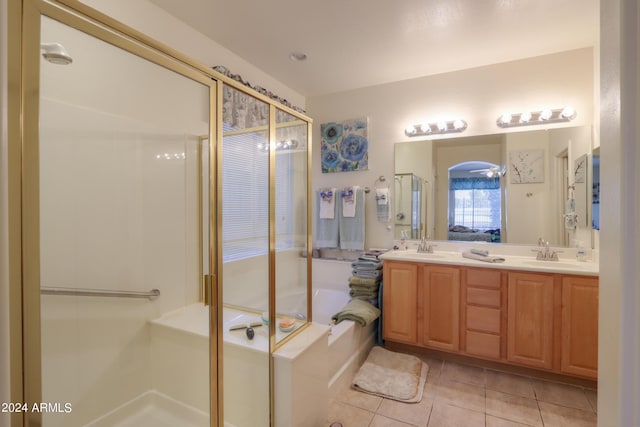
349,276 -> 380,287
352,269 -> 382,279
316,189 -> 340,248
462,251 -> 505,263
564,198 -> 577,230
319,187 -> 336,219
350,289 -> 379,300
375,188 -> 390,222
331,299 -> 381,326
342,186 -> 358,218
351,260 -> 383,270
340,187 -> 365,250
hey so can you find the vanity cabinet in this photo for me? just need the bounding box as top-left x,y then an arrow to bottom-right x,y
560,276 -> 599,378
462,268 -> 504,360
382,261 -> 460,350
507,272 -> 555,370
382,261 -> 418,344
381,259 -> 598,380
419,265 -> 460,351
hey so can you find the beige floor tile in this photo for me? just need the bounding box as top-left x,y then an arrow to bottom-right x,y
486,415 -> 535,427
423,380 -> 439,400
584,388 -> 597,413
432,379 -> 486,412
370,414 -> 416,427
427,401 -> 485,427
421,358 -> 444,379
441,361 -> 486,387
485,370 -> 535,398
531,379 -> 591,411
335,385 -> 383,412
377,396 -> 433,427
327,401 -> 375,427
538,401 -> 597,427
485,389 -> 542,427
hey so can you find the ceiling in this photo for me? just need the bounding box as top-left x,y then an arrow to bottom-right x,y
150,0 -> 598,98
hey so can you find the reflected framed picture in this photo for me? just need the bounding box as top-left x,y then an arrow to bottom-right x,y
509,149 -> 544,184
574,154 -> 587,183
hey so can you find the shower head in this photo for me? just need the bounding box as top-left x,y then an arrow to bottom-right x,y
41,43 -> 73,65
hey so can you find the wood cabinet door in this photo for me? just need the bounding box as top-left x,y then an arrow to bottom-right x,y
507,272 -> 554,369
382,261 -> 418,344
561,276 -> 598,378
420,265 -> 460,351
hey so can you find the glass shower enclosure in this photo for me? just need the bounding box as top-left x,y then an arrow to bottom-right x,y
13,1 -> 312,426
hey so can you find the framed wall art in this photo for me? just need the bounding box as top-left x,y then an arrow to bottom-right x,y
320,117 -> 369,173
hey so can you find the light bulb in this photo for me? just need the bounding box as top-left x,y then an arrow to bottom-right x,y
520,112 -> 532,123
500,113 -> 512,125
404,125 -> 417,136
437,121 -> 447,132
540,109 -> 553,120
561,106 -> 575,119
420,123 -> 431,133
453,119 -> 465,130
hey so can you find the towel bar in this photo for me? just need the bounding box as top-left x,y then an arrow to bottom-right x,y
41,286 -> 160,300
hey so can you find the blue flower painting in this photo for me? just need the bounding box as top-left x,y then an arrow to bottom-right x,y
320,118 -> 369,173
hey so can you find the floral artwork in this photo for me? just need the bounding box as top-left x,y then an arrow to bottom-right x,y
321,118 -> 369,173
509,149 -> 544,183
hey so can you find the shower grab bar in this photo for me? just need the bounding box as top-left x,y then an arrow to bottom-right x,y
41,286 -> 160,301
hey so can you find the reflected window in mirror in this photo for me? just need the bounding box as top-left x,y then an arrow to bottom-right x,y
448,162 -> 502,243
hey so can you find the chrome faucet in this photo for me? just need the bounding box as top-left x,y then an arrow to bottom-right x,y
417,235 -> 436,253
535,238 -> 559,261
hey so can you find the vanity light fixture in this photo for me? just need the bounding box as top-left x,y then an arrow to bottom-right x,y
496,107 -> 577,128
404,118 -> 467,137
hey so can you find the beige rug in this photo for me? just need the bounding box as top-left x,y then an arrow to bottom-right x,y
352,346 -> 429,403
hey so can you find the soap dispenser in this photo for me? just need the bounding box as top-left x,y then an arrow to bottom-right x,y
575,240 -> 587,262
400,230 -> 408,250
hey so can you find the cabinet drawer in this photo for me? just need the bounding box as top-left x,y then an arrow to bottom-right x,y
466,331 -> 501,359
466,268 -> 501,289
467,287 -> 500,307
466,306 -> 501,333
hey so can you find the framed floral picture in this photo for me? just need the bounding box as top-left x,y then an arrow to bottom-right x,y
320,117 -> 369,173
509,149 -> 544,183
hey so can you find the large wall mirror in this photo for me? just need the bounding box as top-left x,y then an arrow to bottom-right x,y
394,126 -> 594,247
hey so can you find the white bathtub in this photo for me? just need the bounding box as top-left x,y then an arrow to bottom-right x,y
310,288 -> 376,395
137,285 -> 374,427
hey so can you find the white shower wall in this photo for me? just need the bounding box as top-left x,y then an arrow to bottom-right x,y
39,98 -> 204,426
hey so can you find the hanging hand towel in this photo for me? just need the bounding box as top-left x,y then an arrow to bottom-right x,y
319,187 -> 336,219
375,188 -> 390,222
316,189 -> 340,248
564,198 -> 577,230
340,187 -> 365,250
342,186 -> 358,218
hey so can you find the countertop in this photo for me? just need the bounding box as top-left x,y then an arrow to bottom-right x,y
379,249 -> 599,276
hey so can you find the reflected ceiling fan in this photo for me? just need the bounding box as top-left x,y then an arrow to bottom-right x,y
469,166 -> 506,178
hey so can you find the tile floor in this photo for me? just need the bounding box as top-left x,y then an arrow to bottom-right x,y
327,355 -> 597,427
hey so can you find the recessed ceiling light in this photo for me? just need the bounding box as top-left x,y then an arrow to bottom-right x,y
289,52 -> 307,62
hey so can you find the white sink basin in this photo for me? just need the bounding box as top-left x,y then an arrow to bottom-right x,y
520,260 -> 589,270
383,250 -> 447,260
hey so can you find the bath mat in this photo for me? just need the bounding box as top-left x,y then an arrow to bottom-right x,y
352,346 -> 428,403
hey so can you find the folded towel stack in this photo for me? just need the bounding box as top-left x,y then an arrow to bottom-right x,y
331,299 -> 381,326
349,250 -> 386,302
